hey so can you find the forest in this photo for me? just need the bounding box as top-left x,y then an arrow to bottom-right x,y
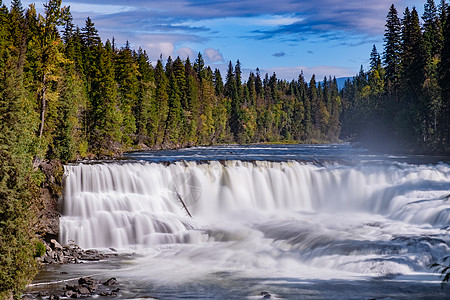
341,1 -> 450,153
0,0 -> 449,298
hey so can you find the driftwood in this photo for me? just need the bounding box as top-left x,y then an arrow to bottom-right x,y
175,190 -> 192,218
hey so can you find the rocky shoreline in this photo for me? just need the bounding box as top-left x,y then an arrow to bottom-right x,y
25,276 -> 122,299
24,239 -> 127,299
38,239 -> 118,265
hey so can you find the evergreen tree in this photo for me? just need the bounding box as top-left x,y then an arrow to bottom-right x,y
115,46 -> 139,145
439,5 -> 450,147
213,68 -> 223,96
82,17 -> 101,48
384,4 -> 402,92
0,53 -> 39,299
423,0 -> 443,58
370,45 -> 382,70
89,44 -> 122,154
153,59 -> 169,145
194,52 -> 204,81
439,0 -> 448,28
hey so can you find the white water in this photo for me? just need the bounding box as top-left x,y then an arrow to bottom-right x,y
59,159 -> 450,298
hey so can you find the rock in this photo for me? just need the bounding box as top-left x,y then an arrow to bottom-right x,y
103,277 -> 119,286
78,277 -> 98,292
76,286 -> 90,295
99,291 -> 118,297
64,290 -> 77,298
43,255 -> 54,264
78,277 -> 95,285
51,239 -> 63,251
260,291 -> 271,299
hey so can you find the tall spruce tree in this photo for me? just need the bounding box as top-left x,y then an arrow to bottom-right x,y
384,4 -> 402,92
423,0 -> 443,58
439,5 -> 450,147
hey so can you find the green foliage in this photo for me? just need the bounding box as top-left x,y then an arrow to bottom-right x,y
0,52 -> 38,299
35,241 -> 46,257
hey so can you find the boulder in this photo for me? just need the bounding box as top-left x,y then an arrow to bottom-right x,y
50,239 -> 63,251
103,277 -> 119,286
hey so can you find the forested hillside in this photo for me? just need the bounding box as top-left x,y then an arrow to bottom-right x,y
1,0 -> 343,163
341,1 -> 450,153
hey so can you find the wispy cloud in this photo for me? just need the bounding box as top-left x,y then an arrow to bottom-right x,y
272,51 -> 286,57
4,0 -> 418,80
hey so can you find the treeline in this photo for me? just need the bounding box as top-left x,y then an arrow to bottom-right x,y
341,0 -> 450,153
4,0 -> 343,161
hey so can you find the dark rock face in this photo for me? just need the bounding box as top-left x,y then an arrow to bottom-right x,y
35,160 -> 64,241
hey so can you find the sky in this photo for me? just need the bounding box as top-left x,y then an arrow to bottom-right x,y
4,0 -> 427,81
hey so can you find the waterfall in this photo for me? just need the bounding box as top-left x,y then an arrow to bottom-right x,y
60,160 -> 450,249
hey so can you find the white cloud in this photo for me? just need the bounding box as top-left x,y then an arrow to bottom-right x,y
203,48 -> 224,63
176,47 -> 197,60
145,42 -> 175,60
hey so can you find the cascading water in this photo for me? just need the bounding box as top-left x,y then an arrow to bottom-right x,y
57,145 -> 450,299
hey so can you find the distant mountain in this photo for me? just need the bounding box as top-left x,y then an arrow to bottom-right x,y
335,77 -> 352,90
318,77 -> 353,90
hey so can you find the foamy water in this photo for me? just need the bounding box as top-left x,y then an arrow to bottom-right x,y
57,146 -> 450,299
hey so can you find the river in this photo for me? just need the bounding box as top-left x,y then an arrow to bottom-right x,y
32,144 -> 450,299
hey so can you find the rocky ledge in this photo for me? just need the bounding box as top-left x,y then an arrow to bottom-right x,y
37,239 -> 118,265
25,276 -> 121,299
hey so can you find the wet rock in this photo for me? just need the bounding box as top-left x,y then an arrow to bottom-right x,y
103,277 -> 119,286
99,291 -> 118,297
76,286 -> 90,295
260,291 -> 272,299
78,277 -> 98,292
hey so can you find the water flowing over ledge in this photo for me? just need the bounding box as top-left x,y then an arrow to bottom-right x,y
52,143 -> 450,298
60,159 -> 449,276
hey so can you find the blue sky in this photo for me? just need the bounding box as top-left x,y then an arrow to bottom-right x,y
5,0 -> 426,81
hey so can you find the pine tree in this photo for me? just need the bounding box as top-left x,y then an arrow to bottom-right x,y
370,45 -> 382,70
82,17 -> 101,48
89,44 -> 122,154
423,0 -> 443,58
134,48 -> 154,145
439,5 -> 450,148
213,68 -> 223,96
153,59 -> 169,145
384,4 -> 402,92
439,0 -> 448,28
164,68 -> 184,145
194,52 -> 204,81
115,46 -> 139,145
